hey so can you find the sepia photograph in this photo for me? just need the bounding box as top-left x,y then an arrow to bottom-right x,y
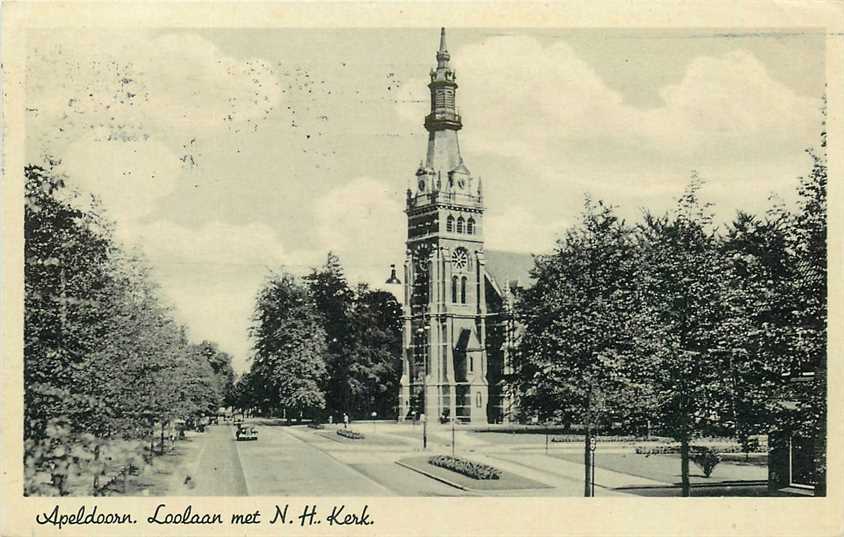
16,22 -> 831,501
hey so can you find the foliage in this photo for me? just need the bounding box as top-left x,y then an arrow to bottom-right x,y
429,455 -> 501,480
249,271 -> 328,417
512,198 -> 636,494
514,199 -> 637,425
302,254 -> 403,419
512,122 -> 828,494
23,161 -> 227,495
689,447 -> 721,478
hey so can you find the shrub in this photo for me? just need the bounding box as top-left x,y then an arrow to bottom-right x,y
429,455 -> 501,480
690,447 -> 721,477
336,429 -> 364,440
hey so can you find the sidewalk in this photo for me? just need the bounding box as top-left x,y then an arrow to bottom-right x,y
484,452 -> 668,490
467,452 -> 638,496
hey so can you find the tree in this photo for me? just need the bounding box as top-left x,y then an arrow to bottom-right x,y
514,198 -> 637,496
193,340 -> 236,410
24,161 -> 116,440
719,208 -> 794,456
250,271 -> 328,419
304,252 -> 356,416
627,176 -> 734,497
347,285 -> 403,418
24,160 -> 232,494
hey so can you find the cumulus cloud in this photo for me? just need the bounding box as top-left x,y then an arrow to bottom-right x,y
26,29 -> 281,157
314,177 -> 405,286
484,206 -> 568,254
396,34 -> 821,249
128,220 -> 288,269
398,36 -> 820,168
59,135 -> 183,221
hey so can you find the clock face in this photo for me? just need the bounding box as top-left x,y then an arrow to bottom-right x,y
418,178 -> 426,192
452,248 -> 468,271
414,243 -> 431,273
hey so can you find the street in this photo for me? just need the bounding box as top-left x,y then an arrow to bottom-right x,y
165,424 -> 465,496
154,422 -> 769,497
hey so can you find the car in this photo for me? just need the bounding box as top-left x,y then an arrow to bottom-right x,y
235,424 -> 258,441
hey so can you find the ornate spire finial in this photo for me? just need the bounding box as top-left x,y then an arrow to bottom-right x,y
436,27 -> 450,66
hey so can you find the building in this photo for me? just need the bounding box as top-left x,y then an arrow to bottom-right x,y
397,29 -> 533,424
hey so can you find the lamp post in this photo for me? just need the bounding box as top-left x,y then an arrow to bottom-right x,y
416,308 -> 430,450
451,414 -> 456,457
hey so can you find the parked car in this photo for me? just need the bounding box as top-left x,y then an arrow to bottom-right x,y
236,424 -> 258,441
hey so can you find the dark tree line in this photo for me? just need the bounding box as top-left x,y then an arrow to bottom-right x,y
236,253 -> 402,421
24,161 -> 235,495
513,129 -> 827,496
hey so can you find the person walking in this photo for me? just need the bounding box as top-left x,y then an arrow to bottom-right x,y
343,413 -> 349,429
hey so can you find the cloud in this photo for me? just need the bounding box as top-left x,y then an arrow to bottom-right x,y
26,30 -> 282,157
484,206 -> 568,254
59,135 -> 183,221
120,219 -> 293,372
314,177 -> 405,286
396,34 -> 821,241
128,220 -> 288,269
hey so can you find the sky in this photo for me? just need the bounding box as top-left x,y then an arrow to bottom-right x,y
24,28 -> 825,372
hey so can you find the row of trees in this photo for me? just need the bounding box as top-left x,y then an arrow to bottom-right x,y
24,161 -> 235,495
234,254 -> 402,421
512,131 -> 827,496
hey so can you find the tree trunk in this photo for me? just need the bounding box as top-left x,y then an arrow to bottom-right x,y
680,437 -> 691,497
92,444 -> 101,495
160,420 -> 166,455
584,427 -> 593,497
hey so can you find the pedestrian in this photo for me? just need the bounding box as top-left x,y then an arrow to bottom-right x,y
343,413 -> 349,429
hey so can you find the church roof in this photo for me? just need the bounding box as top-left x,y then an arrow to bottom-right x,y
484,249 -> 536,292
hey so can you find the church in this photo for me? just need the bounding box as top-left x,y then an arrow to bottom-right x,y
396,29 -> 533,424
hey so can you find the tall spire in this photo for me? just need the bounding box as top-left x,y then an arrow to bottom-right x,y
437,27 -> 450,66
425,27 -> 460,133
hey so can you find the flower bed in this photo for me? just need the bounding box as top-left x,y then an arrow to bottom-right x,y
428,455 -> 501,480
550,435 -> 660,444
336,429 -> 364,440
307,423 -> 325,430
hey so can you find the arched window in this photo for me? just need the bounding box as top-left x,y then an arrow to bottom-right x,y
460,276 -> 467,304
467,217 -> 475,235
457,216 -> 465,233
451,276 -> 458,303
446,215 -> 455,233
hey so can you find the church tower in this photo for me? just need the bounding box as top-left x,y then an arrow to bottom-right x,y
398,28 -> 489,424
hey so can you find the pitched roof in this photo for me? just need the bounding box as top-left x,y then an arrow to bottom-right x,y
484,249 -> 536,292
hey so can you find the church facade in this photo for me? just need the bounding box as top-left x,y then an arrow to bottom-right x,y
397,29 -> 532,424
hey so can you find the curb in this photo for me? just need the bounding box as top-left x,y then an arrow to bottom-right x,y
394,460 -> 469,491
614,480 -> 769,491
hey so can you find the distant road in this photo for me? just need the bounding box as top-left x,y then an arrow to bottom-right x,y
182,425 -> 248,496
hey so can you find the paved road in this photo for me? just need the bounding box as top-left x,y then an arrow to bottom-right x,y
172,424 -> 465,496
237,425 -> 395,496
180,425 -> 248,496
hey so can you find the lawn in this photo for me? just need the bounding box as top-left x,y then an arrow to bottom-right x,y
398,456 -> 550,491
466,431 -> 550,446
550,451 -> 767,485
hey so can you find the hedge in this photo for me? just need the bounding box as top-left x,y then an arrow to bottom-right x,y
429,455 -> 501,480
635,443 -> 766,456
336,429 -> 364,440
